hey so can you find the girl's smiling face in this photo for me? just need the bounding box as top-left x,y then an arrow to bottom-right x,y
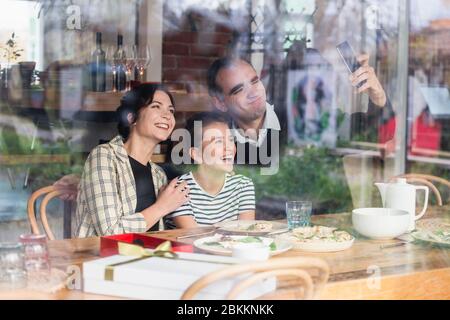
192,122 -> 236,173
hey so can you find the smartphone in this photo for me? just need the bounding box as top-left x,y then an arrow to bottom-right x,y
336,41 -> 366,88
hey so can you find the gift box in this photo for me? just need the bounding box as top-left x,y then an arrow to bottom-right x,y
100,233 -> 193,257
84,243 -> 275,300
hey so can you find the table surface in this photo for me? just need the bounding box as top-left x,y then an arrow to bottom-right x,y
2,206 -> 450,300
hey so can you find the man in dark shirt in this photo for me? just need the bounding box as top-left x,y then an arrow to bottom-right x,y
206,55 -> 388,174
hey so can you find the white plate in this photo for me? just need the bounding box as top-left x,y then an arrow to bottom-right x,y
411,230 -> 450,246
214,220 -> 288,235
411,219 -> 450,246
277,233 -> 355,253
193,235 -> 292,256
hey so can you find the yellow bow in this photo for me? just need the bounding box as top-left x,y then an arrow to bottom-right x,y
104,241 -> 178,281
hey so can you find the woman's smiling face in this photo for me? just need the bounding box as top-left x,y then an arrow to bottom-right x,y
134,90 -> 176,142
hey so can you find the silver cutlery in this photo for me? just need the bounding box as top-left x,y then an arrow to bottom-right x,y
267,228 -> 290,236
380,242 -> 408,249
176,229 -> 217,240
379,233 -> 415,249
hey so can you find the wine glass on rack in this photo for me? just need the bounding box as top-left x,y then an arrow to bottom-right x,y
135,45 -> 152,83
105,45 -> 117,92
124,45 -> 137,91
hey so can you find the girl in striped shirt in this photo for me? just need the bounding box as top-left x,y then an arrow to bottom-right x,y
165,112 -> 255,228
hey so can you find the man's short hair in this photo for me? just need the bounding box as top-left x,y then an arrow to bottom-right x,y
206,57 -> 254,98
185,112 -> 232,148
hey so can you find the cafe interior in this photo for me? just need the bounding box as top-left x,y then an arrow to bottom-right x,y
0,0 -> 449,300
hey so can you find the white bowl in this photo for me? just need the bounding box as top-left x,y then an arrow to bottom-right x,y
231,243 -> 270,261
352,208 -> 410,240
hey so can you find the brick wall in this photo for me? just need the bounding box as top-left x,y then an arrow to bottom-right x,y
162,9 -> 236,93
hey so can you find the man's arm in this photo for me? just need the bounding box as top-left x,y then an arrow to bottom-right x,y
350,54 -> 387,107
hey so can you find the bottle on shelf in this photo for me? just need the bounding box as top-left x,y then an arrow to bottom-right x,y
113,34 -> 127,91
91,32 -> 106,92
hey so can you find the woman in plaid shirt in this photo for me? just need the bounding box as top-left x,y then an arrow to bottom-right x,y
74,84 -> 189,237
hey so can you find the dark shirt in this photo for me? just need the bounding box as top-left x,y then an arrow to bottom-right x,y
350,99 -> 395,135
234,128 -> 280,169
232,99 -> 392,169
128,156 -> 158,232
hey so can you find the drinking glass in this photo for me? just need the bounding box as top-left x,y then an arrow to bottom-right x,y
135,45 -> 152,82
286,201 -> 312,229
104,45 -> 116,92
124,45 -> 137,91
19,234 -> 51,282
0,243 -> 27,290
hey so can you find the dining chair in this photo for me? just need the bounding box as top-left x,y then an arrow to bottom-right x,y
181,257 -> 330,300
27,185 -> 63,240
393,174 -> 450,206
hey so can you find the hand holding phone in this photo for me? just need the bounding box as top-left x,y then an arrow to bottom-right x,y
336,41 -> 366,88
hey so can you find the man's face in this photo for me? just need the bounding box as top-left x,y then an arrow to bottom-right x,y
215,60 -> 267,123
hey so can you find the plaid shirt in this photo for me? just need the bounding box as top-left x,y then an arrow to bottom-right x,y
74,135 -> 168,238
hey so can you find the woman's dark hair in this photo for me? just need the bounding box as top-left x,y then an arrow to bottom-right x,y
116,83 -> 175,140
185,112 -> 232,148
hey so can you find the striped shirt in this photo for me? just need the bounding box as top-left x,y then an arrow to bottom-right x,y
165,172 -> 255,228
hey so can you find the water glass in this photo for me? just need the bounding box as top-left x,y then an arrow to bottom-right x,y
0,243 -> 27,290
286,201 -> 312,229
19,234 -> 51,282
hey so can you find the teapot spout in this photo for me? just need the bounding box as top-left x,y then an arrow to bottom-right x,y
375,183 -> 388,207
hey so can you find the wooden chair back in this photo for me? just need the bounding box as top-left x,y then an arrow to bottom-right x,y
27,186 -> 63,240
181,257 -> 329,300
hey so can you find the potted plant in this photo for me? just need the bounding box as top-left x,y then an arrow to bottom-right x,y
1,33 -> 24,89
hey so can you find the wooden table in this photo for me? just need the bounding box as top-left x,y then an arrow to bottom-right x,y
2,206 -> 450,300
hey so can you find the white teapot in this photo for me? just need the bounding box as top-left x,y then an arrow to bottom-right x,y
375,178 -> 429,231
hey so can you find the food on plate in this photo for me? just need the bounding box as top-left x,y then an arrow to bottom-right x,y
203,234 -> 277,251
415,226 -> 450,244
239,222 -> 273,232
216,220 -> 288,234
413,219 -> 450,245
286,226 -> 353,243
428,228 -> 450,243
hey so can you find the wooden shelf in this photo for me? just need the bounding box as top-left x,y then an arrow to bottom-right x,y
82,91 -> 213,113
0,154 -> 71,166
0,154 -> 164,165
82,92 -> 123,111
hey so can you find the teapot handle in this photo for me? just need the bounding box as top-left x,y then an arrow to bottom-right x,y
415,186 -> 429,220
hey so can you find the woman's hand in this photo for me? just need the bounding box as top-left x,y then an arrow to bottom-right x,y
154,178 -> 190,216
350,54 -> 387,107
